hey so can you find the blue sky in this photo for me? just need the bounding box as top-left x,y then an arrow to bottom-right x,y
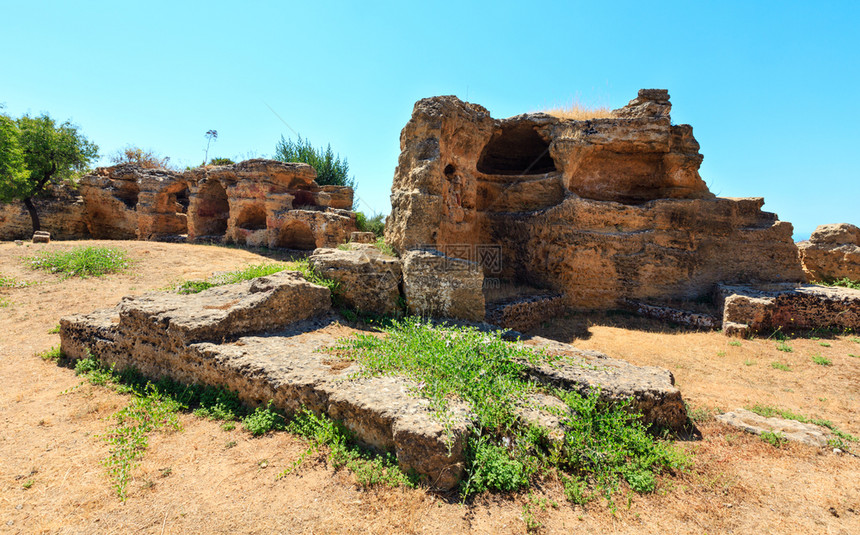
3,0 -> 858,239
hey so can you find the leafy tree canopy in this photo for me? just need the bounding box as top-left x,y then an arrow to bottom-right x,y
0,112 -> 98,231
0,113 -> 30,202
274,134 -> 355,190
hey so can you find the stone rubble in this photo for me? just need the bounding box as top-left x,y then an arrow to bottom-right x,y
385,90 -> 805,310
716,409 -> 835,448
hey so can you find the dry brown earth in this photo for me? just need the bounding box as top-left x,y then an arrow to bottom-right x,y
1,240 -> 858,534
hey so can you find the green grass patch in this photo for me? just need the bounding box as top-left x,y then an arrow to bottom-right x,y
333,318 -> 685,503
746,403 -> 857,445
28,246 -> 131,278
816,277 -> 860,290
48,323 -> 61,334
770,361 -> 791,371
775,341 -> 793,353
849,354 -> 859,359
851,338 -> 860,344
176,263 -> 288,294
811,354 -> 832,366
819,341 -> 831,347
728,340 -> 742,347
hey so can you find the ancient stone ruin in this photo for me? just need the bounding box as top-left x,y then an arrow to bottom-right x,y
385,89 -> 806,311
60,269 -> 689,489
0,159 -> 356,250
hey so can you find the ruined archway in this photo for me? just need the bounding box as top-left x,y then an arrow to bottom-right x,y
275,220 -> 316,250
236,204 -> 267,231
476,123 -> 556,175
193,179 -> 230,237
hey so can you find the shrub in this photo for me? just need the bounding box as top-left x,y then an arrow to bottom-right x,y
208,157 -> 234,166
274,134 -> 355,190
110,146 -> 171,169
356,212 -> 385,237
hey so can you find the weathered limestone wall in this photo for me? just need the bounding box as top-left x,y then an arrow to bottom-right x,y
386,89 -> 806,309
0,159 -> 357,250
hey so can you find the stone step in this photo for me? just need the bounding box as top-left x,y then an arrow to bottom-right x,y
485,290 -> 566,333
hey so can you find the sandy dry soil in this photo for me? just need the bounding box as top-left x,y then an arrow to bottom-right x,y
1,240 -> 858,534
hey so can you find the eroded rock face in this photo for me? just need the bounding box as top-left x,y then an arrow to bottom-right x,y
797,223 -> 860,282
0,159 -> 357,248
309,245 -> 402,315
386,90 -> 805,309
402,249 -> 485,322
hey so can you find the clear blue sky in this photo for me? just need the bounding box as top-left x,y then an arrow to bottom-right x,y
3,1 -> 858,240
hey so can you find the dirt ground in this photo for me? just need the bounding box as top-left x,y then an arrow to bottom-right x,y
1,240 -> 858,534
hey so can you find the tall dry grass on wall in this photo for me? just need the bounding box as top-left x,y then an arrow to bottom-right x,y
540,99 -> 613,120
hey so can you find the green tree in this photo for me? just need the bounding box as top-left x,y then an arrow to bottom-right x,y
274,134 -> 355,190
0,113 -> 98,232
0,113 -> 30,205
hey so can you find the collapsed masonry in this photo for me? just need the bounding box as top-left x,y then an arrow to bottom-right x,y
0,159 -> 356,250
60,269 -> 690,489
385,89 -> 806,312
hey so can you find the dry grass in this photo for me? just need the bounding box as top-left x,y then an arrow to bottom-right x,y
1,240 -> 859,534
541,100 -> 614,120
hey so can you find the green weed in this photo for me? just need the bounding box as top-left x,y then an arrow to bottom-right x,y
22,479 -> 34,489
716,350 -> 726,357
333,318 -> 685,503
242,401 -> 285,436
760,431 -> 787,448
819,342 -> 831,348
744,359 -> 756,366
38,346 -> 62,362
770,361 -> 791,371
728,340 -> 742,347
776,341 -> 793,353
28,246 -> 131,278
849,354 -> 859,358
811,354 -> 832,366
0,274 -> 29,288
48,323 -> 61,334
280,408 -> 414,489
816,277 -> 860,290
291,259 -> 340,294
850,338 -> 860,344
